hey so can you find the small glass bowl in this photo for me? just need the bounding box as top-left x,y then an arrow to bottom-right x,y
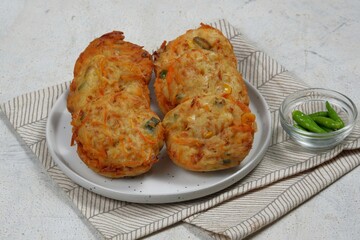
279,88 -> 358,150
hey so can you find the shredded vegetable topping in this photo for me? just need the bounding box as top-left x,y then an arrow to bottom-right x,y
68,31 -> 164,178
154,24 -> 256,172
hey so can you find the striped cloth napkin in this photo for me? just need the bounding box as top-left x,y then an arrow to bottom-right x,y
1,19 -> 359,240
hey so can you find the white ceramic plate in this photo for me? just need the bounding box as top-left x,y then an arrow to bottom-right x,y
46,81 -> 271,203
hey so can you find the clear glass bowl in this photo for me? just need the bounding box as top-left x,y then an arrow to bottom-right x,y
279,88 -> 358,150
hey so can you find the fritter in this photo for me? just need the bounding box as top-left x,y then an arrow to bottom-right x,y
74,31 -> 153,84
162,95 -> 256,172
154,49 -> 249,113
67,61 -> 150,114
153,23 -> 237,75
67,31 -> 153,114
67,31 -> 164,178
71,92 -> 164,178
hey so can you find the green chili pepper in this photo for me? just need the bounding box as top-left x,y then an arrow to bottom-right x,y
292,110 -> 327,133
326,101 -> 345,128
320,126 -> 333,132
293,123 -> 308,131
173,113 -> 179,121
77,82 -> 86,91
175,93 -> 184,101
311,116 -> 343,130
222,159 -> 231,165
159,70 -> 168,79
308,111 -> 328,118
193,37 -> 212,50
144,117 -> 160,132
79,112 -> 85,121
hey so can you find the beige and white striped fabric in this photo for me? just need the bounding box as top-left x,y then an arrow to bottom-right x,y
1,19 -> 360,240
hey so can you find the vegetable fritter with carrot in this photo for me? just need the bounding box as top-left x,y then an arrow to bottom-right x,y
68,31 -> 164,178
154,24 -> 256,172
163,96 -> 256,171
154,49 -> 248,113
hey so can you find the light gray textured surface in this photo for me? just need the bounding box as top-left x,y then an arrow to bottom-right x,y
0,0 -> 359,239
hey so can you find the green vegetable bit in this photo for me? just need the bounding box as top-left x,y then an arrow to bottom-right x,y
173,113 -> 179,121
77,82 -> 86,91
193,37 -> 212,50
175,93 -> 184,101
159,70 -> 168,79
222,159 -> 231,165
326,101 -> 345,128
79,112 -> 85,121
292,110 -> 327,133
144,117 -> 160,132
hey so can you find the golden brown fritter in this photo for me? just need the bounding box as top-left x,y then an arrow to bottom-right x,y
154,24 -> 256,172
162,96 -> 256,172
67,31 -> 153,114
153,23 -> 237,75
67,31 -> 164,178
154,49 -> 249,114
67,62 -> 150,114
71,92 -> 164,178
74,31 -> 153,84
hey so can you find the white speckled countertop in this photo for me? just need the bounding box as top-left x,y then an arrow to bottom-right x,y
1,0 -> 359,239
